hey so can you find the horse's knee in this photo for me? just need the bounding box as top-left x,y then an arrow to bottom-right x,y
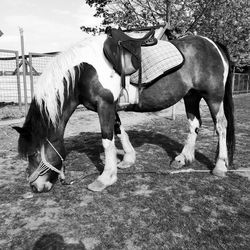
98,101 -> 115,140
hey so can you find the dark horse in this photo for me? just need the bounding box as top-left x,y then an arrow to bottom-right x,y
14,30 -> 235,193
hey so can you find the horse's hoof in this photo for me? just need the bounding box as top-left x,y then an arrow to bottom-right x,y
172,154 -> 186,168
171,160 -> 184,169
88,180 -> 107,192
213,159 -> 227,177
212,168 -> 227,177
118,161 -> 133,169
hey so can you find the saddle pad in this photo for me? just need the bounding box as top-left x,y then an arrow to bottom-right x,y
130,40 -> 184,84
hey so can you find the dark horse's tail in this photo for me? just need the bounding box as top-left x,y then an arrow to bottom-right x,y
216,42 -> 235,166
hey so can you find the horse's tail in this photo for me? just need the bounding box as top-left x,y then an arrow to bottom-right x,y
217,42 -> 235,166
224,65 -> 235,166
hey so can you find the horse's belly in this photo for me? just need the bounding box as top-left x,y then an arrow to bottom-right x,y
136,77 -> 188,112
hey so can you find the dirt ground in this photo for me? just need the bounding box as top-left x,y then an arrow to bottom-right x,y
0,96 -> 249,250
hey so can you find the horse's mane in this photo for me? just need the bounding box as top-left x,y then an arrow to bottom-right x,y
18,35 -> 107,157
34,35 -> 106,126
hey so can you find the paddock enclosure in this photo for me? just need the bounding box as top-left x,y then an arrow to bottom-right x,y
0,94 -> 249,249
0,46 -> 249,112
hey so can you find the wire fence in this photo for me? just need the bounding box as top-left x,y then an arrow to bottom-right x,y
28,52 -> 57,99
0,49 -> 57,109
0,49 -> 21,107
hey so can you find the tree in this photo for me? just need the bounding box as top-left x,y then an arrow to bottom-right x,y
193,0 -> 250,65
83,0 -> 250,65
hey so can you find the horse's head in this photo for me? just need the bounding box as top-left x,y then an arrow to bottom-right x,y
13,126 -> 66,193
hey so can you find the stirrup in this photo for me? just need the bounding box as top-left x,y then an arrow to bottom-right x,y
118,88 -> 130,107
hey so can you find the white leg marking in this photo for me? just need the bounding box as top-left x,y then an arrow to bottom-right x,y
98,138 -> 117,184
213,103 -> 228,176
117,126 -> 136,169
175,117 -> 200,166
88,138 -> 117,191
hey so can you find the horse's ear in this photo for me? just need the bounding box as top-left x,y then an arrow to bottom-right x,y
13,126 -> 31,138
13,126 -> 23,134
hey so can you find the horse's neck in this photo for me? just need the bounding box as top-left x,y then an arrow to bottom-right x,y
57,100 -> 79,137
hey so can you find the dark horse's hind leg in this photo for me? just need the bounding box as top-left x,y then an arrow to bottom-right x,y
114,113 -> 136,169
205,98 -> 229,177
172,91 -> 202,168
88,99 -> 117,192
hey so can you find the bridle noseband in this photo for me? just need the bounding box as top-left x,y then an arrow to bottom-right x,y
28,139 -> 66,184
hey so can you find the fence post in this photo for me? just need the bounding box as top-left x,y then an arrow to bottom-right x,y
15,51 -> 22,110
19,27 -> 28,114
29,53 -> 34,99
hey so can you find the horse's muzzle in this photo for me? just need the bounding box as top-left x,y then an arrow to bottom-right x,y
30,177 -> 53,193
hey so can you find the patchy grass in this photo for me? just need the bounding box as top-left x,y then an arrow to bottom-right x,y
0,95 -> 250,249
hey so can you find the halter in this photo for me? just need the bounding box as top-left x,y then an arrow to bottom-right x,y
28,139 -> 65,184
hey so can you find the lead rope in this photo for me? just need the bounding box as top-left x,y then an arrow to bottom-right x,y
77,168 -> 250,184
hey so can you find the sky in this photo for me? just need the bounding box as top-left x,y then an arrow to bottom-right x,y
0,0 -> 103,53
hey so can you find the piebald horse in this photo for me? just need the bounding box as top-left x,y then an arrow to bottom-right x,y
14,32 -> 235,193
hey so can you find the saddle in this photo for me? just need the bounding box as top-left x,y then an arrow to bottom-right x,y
103,27 -> 157,75
103,27 -> 158,105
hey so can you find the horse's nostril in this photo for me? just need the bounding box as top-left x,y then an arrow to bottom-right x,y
43,186 -> 50,192
30,184 -> 38,193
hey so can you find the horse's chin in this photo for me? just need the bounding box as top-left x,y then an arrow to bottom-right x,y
30,175 -> 53,193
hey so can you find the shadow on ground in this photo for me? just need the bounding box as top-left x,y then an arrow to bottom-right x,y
65,129 -> 214,175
